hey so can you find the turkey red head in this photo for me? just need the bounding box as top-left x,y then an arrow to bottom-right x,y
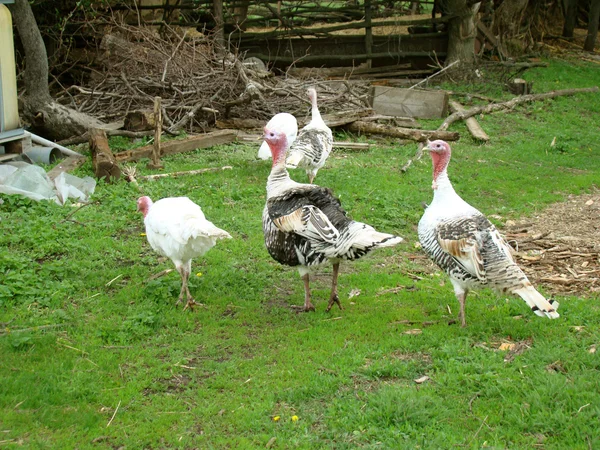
424,140 -> 451,189
137,196 -> 153,217
263,127 -> 288,165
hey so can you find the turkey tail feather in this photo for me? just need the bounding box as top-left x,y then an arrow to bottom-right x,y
350,225 -> 403,250
513,286 -> 560,319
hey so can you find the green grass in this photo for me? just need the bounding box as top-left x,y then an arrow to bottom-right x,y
1,58 -> 599,448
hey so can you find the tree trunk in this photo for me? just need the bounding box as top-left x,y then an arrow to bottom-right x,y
213,0 -> 225,51
562,0 -> 578,37
446,0 -> 481,64
584,0 -> 600,51
8,0 -> 105,141
232,0 -> 249,30
491,0 -> 530,55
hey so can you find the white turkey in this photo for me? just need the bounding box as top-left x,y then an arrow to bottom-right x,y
137,196 -> 232,311
257,113 -> 298,160
417,140 -> 559,326
262,126 -> 402,312
286,87 -> 333,184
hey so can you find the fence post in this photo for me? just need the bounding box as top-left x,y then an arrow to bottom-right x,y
364,0 -> 373,68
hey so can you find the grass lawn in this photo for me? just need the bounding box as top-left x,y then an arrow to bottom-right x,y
1,58 -> 599,448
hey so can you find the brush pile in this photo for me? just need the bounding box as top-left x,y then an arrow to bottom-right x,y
54,23 -> 370,134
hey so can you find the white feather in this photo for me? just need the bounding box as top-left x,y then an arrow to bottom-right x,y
257,113 -> 298,160
144,197 -> 231,264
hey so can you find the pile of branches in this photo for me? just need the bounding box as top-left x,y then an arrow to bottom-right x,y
53,22 -> 370,135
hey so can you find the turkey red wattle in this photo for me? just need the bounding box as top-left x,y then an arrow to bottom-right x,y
430,149 -> 451,187
264,129 -> 288,166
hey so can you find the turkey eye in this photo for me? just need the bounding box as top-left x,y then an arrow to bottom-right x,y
270,133 -> 274,137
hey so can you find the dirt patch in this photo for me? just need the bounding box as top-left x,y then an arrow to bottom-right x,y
503,189 -> 600,297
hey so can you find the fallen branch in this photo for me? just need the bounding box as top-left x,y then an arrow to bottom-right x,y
347,121 -> 459,142
439,87 -> 599,131
137,166 -> 233,180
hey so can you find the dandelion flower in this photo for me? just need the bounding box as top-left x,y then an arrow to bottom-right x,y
273,416 -> 280,422
291,415 -> 299,422
140,233 -> 146,237
196,272 -> 203,277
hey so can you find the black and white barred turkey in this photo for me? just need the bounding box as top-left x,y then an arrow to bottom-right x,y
262,126 -> 402,312
286,87 -> 333,184
418,140 -> 559,326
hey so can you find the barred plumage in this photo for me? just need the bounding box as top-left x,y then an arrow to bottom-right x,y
262,126 -> 402,311
286,88 -> 333,184
418,140 -> 559,326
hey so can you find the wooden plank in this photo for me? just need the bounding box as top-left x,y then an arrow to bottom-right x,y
370,86 -> 448,119
449,101 -> 489,141
115,129 -> 238,163
47,155 -> 87,181
0,153 -> 21,162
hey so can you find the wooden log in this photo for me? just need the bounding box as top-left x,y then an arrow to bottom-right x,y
89,128 -> 121,182
346,121 -> 459,141
449,101 -> 489,141
123,110 -> 155,131
47,155 -> 87,182
370,86 -> 449,119
114,129 -> 238,163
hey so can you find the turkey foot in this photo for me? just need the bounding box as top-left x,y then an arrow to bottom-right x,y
326,262 -> 342,312
291,273 -> 315,312
326,293 -> 342,312
291,303 -> 315,313
182,298 -> 203,312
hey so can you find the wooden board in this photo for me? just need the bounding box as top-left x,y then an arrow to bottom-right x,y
115,129 -> 238,163
47,156 -> 87,181
369,86 -> 449,119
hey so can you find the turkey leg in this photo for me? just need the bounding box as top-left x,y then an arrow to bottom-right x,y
456,291 -> 467,327
326,262 -> 343,312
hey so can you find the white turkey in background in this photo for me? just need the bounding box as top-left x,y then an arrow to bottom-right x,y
286,87 -> 333,184
257,113 -> 298,160
262,126 -> 402,312
417,140 -> 559,326
137,196 -> 232,311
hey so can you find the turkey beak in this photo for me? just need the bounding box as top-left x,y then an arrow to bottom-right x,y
423,140 -> 432,151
